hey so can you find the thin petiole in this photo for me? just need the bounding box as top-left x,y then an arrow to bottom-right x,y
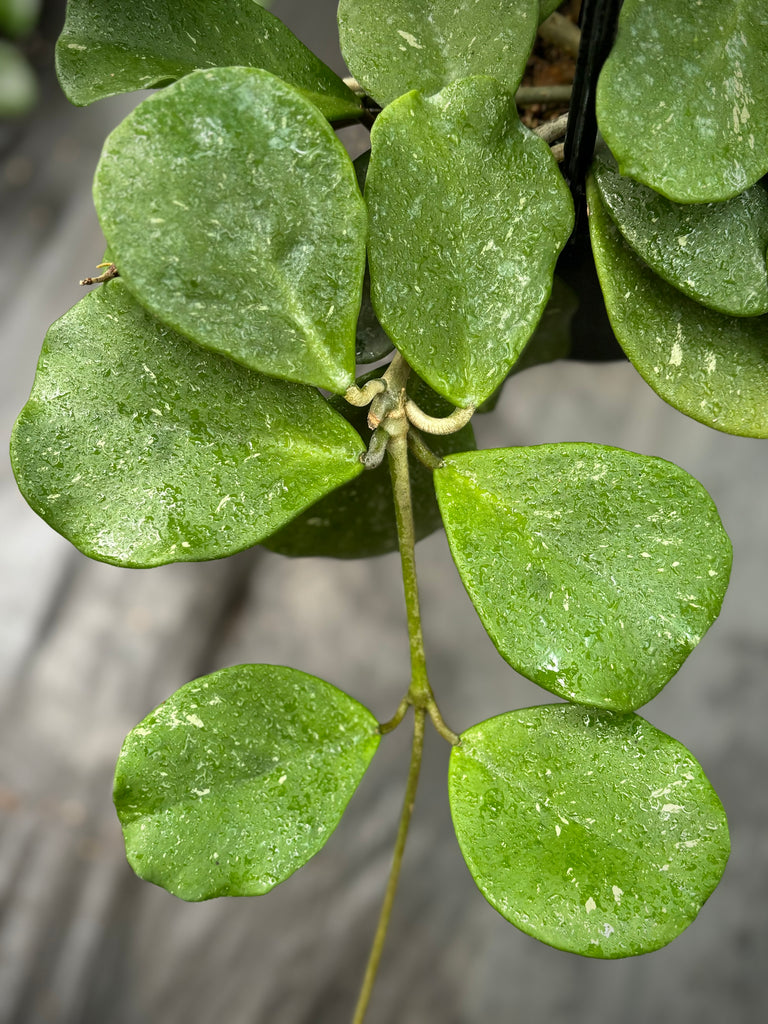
379,696 -> 411,735
407,428 -> 444,471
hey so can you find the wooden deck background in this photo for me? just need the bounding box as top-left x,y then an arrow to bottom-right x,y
1,2 -> 766,1021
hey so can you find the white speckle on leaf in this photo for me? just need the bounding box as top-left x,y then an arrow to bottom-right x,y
186,713 -> 204,728
669,341 -> 683,366
585,897 -> 597,914
397,29 -> 423,48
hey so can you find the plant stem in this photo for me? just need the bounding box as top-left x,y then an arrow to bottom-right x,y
351,706 -> 425,1024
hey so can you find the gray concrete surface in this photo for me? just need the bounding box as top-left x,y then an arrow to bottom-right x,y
1,3 -> 766,1022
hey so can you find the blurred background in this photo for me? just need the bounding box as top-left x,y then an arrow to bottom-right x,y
1,2 -> 766,1022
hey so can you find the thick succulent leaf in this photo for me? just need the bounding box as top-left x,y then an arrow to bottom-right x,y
588,178 -> 768,438
338,0 -> 538,107
10,282 -> 364,568
264,372 -> 475,559
0,0 -> 41,39
592,150 -> 768,317
356,269 -> 395,365
596,0 -> 768,201
435,444 -> 732,711
367,76 -> 574,408
114,664 -> 380,901
56,0 -> 362,120
449,705 -> 730,957
0,37 -> 37,116
94,68 -> 366,394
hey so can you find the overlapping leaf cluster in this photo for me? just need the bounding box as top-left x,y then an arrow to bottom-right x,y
9,0 -> 744,966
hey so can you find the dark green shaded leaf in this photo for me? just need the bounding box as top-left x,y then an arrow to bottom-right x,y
588,178 -> 768,438
596,0 -> 768,201
367,76 -> 574,408
0,38 -> 37,117
94,68 -> 366,394
356,269 -> 395,365
10,281 -> 364,568
435,444 -> 732,711
265,372 -> 475,559
114,664 -> 380,901
449,705 -> 729,957
592,150 -> 768,317
56,0 -> 362,120
0,0 -> 41,38
338,0 -> 538,107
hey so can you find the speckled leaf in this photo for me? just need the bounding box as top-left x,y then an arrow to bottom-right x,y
0,38 -> 37,116
338,0 -> 538,107
10,281 -> 364,568
56,0 -> 362,120
588,178 -> 768,438
367,77 -> 574,408
0,0 -> 41,39
449,705 -> 729,957
592,150 -> 768,317
264,372 -> 475,559
596,0 -> 768,201
435,444 -> 732,711
94,68 -> 367,394
114,664 -> 380,901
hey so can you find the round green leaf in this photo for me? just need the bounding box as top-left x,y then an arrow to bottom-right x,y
338,0 -> 539,107
0,0 -> 41,39
367,76 -> 574,408
10,281 -> 364,568
592,150 -> 768,317
449,705 -> 730,957
94,67 -> 367,394
0,39 -> 37,117
114,664 -> 380,901
56,0 -> 362,120
435,444 -> 732,711
596,0 -> 768,201
264,372 -> 475,559
588,177 -> 768,438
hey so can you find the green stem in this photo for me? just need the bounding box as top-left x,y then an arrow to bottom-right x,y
351,707 -> 425,1024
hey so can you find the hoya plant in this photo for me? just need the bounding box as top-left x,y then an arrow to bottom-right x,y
9,0 -> 768,1019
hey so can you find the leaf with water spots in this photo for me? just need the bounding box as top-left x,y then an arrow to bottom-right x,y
56,0 -> 362,119
114,664 -> 380,901
435,444 -> 732,711
596,0 -> 768,201
366,76 -> 574,408
592,149 -> 768,317
338,0 -> 539,106
449,704 -> 730,957
10,281 -> 364,568
588,177 -> 768,438
264,372 -> 475,559
94,67 -> 367,394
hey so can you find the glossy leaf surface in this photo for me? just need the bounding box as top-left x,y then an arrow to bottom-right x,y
596,0 -> 768,201
449,705 -> 730,957
435,445 -> 731,710
56,0 -> 362,119
114,664 -> 380,901
592,151 -> 768,317
338,0 -> 538,107
588,180 -> 768,438
94,68 -> 366,394
367,77 -> 574,408
10,282 -> 364,568
265,373 -> 475,559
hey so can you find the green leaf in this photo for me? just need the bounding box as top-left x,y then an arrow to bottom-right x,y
449,704 -> 729,957
338,0 -> 539,107
10,281 -> 364,568
592,150 -> 768,317
56,0 -> 362,120
0,38 -> 37,117
264,372 -> 475,559
596,0 -> 768,201
588,177 -> 768,438
94,68 -> 367,394
435,444 -> 732,711
356,268 -> 395,365
539,0 -> 562,21
366,76 -> 574,408
0,0 -> 41,39
114,664 -> 380,901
